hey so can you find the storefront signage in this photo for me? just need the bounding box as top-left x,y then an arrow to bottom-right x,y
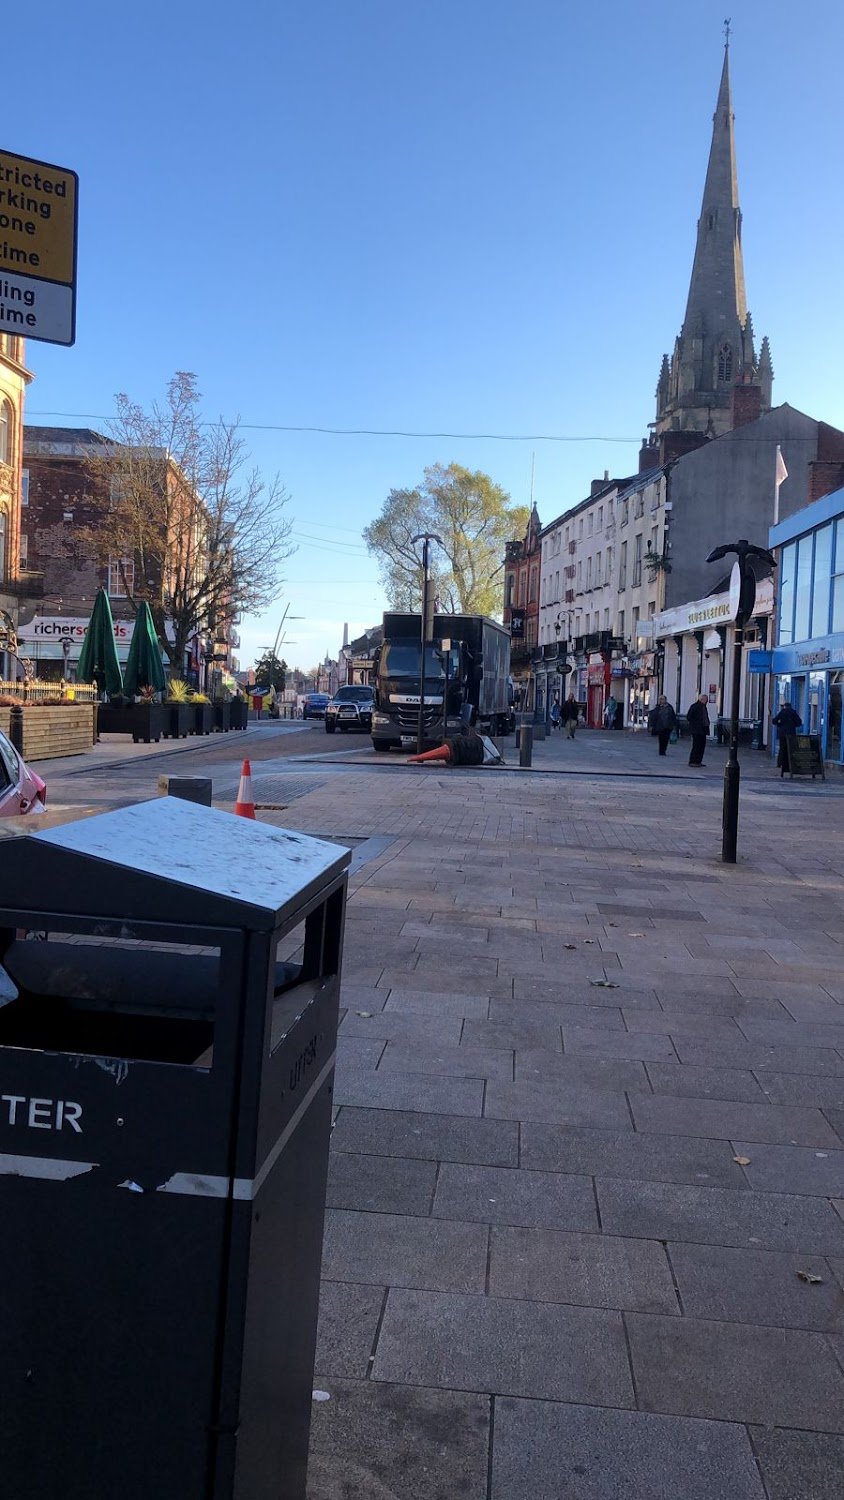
510,610 -> 525,639
798,648 -> 831,666
748,651 -> 772,674
17,615 -> 176,647
655,578 -> 773,639
785,735 -> 825,780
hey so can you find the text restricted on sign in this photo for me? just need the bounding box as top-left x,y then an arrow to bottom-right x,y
0,147 -> 78,346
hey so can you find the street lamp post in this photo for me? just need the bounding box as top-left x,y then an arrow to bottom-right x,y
411,532 -> 443,755
706,540 -> 777,864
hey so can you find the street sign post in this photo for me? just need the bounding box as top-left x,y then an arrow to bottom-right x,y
0,147 -> 78,346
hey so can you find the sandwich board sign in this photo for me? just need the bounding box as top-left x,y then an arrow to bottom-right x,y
0,148 -> 78,346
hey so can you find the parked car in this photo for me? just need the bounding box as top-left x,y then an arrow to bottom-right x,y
325,684 -> 375,734
302,693 -> 330,720
0,728 -> 47,817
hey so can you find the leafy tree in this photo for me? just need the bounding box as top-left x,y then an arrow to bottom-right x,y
85,372 -> 294,674
363,463 -> 529,617
253,651 -> 288,691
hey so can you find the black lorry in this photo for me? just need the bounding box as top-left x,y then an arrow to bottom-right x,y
371,612 -> 513,752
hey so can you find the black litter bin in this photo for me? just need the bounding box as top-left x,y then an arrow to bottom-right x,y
0,798 -> 349,1500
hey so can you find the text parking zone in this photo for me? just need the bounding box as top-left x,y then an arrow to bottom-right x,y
0,148 -> 78,346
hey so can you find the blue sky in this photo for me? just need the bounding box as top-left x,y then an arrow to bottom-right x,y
20,0 -> 844,672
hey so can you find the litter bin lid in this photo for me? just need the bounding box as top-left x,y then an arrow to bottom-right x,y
3,798 -> 350,930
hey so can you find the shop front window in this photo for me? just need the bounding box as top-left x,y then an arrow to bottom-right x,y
794,537 -> 812,641
828,673 -> 843,763
811,524 -> 832,637
778,542 -> 796,644
833,520 -> 844,633
808,671 -> 826,737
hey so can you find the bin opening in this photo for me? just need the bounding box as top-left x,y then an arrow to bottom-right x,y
0,934 -> 219,1066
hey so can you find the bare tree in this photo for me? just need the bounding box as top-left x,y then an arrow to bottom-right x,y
85,372 -> 294,676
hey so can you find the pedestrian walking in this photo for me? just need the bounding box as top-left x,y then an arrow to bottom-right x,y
686,693 -> 710,766
549,695 -> 561,731
604,695 -> 617,731
562,694 -> 579,739
772,698 -> 803,776
648,694 -> 677,756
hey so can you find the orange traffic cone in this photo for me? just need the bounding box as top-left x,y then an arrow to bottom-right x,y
234,759 -> 256,818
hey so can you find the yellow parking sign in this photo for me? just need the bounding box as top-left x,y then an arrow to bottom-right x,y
0,147 -> 78,345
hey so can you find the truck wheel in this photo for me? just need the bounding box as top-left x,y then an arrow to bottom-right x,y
372,740 -> 391,752
325,722 -> 335,733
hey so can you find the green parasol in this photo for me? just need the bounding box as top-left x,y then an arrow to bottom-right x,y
123,600 -> 166,697
76,587 -> 124,696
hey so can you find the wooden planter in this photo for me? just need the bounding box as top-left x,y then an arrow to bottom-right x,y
0,707 -> 11,738
229,700 -> 248,730
10,704 -> 97,760
192,703 -> 214,736
163,704 -> 193,739
212,702 -> 231,733
97,702 -> 168,744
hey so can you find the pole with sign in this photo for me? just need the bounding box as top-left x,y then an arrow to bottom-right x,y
0,148 -> 78,346
707,540 -> 777,863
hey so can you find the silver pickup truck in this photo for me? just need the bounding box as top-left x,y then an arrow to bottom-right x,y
325,684 -> 375,733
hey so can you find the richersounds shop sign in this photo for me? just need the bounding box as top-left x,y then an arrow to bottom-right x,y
0,148 -> 78,346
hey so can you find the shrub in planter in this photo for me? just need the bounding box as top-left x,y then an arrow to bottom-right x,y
98,699 -> 168,743
191,695 -> 214,735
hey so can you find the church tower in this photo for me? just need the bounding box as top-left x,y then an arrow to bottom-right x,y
654,38 -> 773,437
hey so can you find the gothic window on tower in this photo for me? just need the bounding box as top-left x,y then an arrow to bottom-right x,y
718,344 -> 733,383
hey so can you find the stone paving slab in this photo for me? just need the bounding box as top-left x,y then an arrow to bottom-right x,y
382,987 -> 492,1018
515,1048 -> 650,1092
627,1311 -> 844,1430
373,1288 -> 635,1406
330,1107 -> 519,1167
629,1093 -> 842,1148
489,1226 -> 679,1313
491,1400 -> 767,1500
644,1061 -> 769,1102
598,1178 -> 844,1252
755,1070 -> 844,1108
669,1241 -> 844,1331
749,1426 -> 844,1500
314,1281 -> 385,1380
307,1377 -> 490,1500
379,1040 -> 514,1080
321,1210 -> 488,1294
333,1067 -> 484,1117
326,1153 -> 437,1216
730,1141 -> 844,1197
673,1037 -> 844,1075
520,1123 -> 746,1188
484,1078 -> 634,1130
561,1026 -> 679,1061
339,1010 -> 464,1046
431,1163 -> 598,1232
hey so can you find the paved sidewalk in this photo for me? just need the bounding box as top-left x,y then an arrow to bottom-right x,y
258,761 -> 844,1499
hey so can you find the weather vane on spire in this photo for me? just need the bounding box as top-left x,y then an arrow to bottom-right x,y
724,17 -> 731,47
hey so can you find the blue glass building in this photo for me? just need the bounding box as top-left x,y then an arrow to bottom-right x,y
769,485 -> 844,767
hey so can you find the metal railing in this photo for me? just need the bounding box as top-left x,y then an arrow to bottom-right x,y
0,679 -> 99,704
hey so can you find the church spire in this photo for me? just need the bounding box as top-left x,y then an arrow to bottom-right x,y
654,40 -> 772,438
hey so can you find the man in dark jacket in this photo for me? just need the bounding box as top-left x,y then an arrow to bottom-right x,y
648,695 -> 678,756
686,694 -> 710,766
772,698 -> 802,775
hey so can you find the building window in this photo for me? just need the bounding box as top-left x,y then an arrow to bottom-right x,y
519,572 -> 526,606
634,494 -> 644,520
617,610 -> 625,640
586,557 -> 592,589
633,534 -> 643,586
21,468 -> 29,506
554,570 -> 559,600
588,513 -> 593,536
605,548 -> 612,584
833,520 -> 844,633
0,399 -> 12,465
19,531 -> 27,567
619,541 -> 628,590
596,550 -> 601,583
598,507 -> 603,530
0,508 -> 6,581
577,561 -> 582,588
794,536 -> 812,640
578,519 -> 584,539
529,567 -> 537,603
810,524 -> 833,637
621,499 -> 629,526
603,609 -> 610,629
632,606 -> 640,640
506,573 -> 515,606
718,344 -> 733,383
108,556 -> 135,598
779,541 -> 796,644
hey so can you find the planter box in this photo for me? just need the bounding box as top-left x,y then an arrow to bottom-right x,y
192,703 -> 214,736
0,707 -> 10,738
10,704 -> 97,760
212,702 -> 231,733
163,704 -> 193,739
229,700 -> 248,730
97,702 -> 168,744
